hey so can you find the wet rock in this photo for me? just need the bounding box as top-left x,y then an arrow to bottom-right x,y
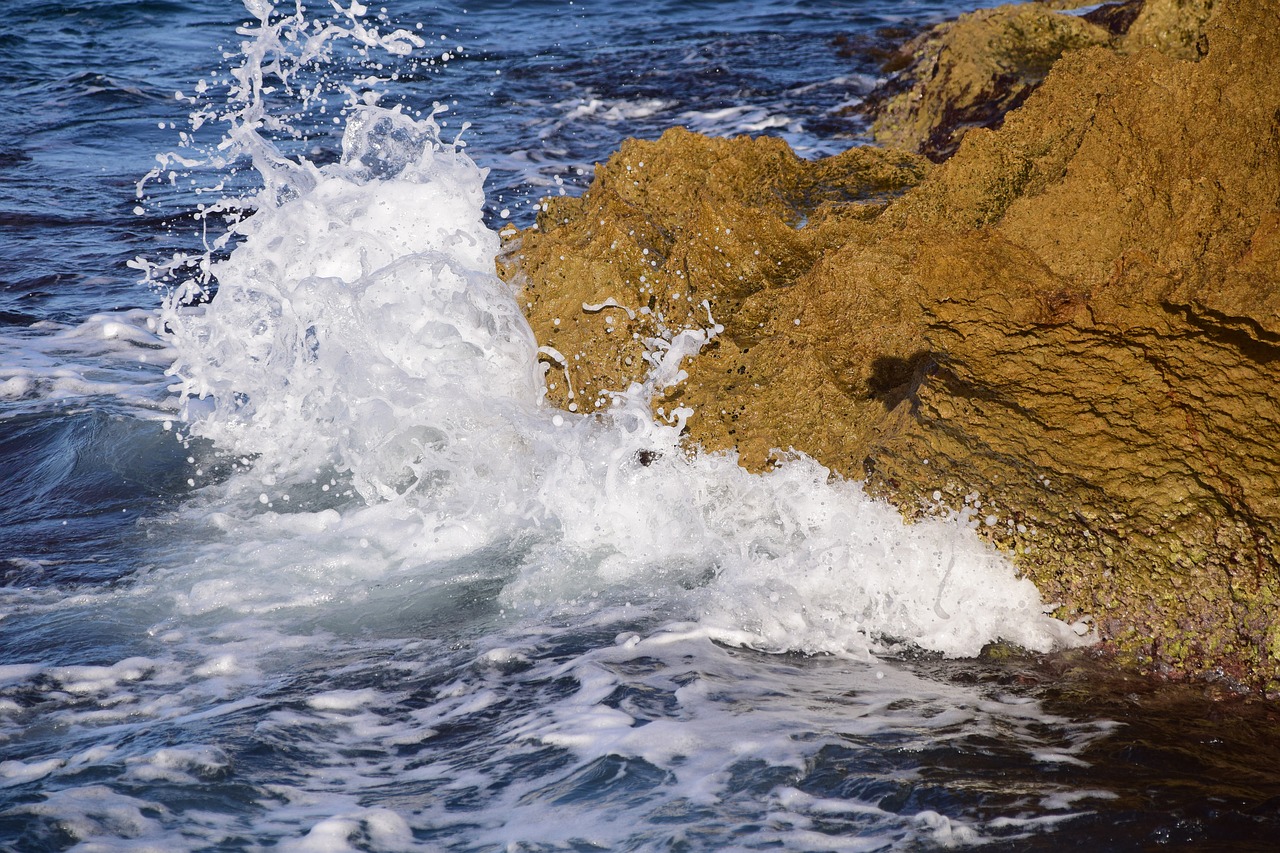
1077,0 -> 1146,37
501,0 -> 1280,691
498,131 -> 929,427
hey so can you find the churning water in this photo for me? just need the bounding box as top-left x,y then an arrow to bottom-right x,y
2,1 -> 1280,850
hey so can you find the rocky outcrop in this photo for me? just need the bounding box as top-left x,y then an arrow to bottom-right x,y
865,0 -> 1217,159
866,2 -> 1115,160
499,0 -> 1280,692
498,136 -> 930,450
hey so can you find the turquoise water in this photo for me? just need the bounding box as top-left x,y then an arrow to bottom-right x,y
2,1 -> 1279,849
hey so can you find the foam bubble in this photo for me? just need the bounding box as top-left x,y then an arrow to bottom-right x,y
307,688 -> 383,711
0,758 -> 65,788
126,746 -> 232,784
280,809 -> 415,853
161,102 -> 541,503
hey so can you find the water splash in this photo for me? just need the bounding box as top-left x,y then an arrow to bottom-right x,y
161,101 -> 540,502
145,0 -> 1087,660
131,0 -> 430,295
0,2 -> 1111,849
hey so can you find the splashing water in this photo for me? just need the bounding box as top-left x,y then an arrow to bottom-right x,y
0,2 -> 1111,850
152,0 -> 1083,658
162,102 -> 542,503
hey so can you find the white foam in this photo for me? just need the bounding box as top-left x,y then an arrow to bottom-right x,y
146,4 -> 1087,659
0,664 -> 43,685
1042,789 -> 1120,810
160,103 -> 542,503
279,808 -> 415,853
680,103 -> 798,133
51,657 -> 162,695
537,94 -> 676,141
0,2 -> 1109,848
126,746 -> 232,784
23,785 -> 171,846
307,688 -> 382,711
0,757 -> 65,788
0,309 -> 175,414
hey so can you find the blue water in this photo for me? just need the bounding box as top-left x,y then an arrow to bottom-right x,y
2,1 -> 1280,850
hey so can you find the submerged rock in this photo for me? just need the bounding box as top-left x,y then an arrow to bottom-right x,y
500,0 -> 1280,692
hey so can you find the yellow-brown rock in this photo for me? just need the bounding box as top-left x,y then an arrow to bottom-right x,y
499,133 -> 929,439
500,0 -> 1280,691
868,2 -> 1114,160
1123,0 -> 1218,59
866,0 -> 1222,159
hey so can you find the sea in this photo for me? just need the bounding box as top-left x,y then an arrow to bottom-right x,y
2,0 -> 1279,850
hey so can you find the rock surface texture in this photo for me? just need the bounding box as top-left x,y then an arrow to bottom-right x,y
866,1 -> 1115,160
866,0 -> 1214,159
500,0 -> 1280,692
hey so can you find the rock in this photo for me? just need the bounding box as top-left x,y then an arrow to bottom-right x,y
864,0 -> 1220,160
1123,0 -> 1218,59
500,0 -> 1280,692
881,0 -> 1280,688
498,133 -> 929,430
1076,0 -> 1147,37
866,3 -> 1114,160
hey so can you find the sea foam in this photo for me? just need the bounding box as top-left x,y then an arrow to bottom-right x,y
146,0 -> 1086,662
0,3 -> 1105,849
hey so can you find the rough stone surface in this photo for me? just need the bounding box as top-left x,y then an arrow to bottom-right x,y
500,0 -> 1280,691
867,2 -> 1114,160
866,0 -> 1220,159
1123,0 -> 1218,59
499,135 -> 929,436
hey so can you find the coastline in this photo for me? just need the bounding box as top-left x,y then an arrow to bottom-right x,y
499,0 -> 1280,694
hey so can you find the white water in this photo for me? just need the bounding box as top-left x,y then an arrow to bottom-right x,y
0,2 -> 1102,848
148,0 -> 1084,660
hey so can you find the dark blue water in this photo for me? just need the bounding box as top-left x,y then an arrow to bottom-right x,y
2,1 -> 1280,850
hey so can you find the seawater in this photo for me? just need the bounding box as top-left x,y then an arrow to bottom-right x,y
2,1 -> 1280,850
